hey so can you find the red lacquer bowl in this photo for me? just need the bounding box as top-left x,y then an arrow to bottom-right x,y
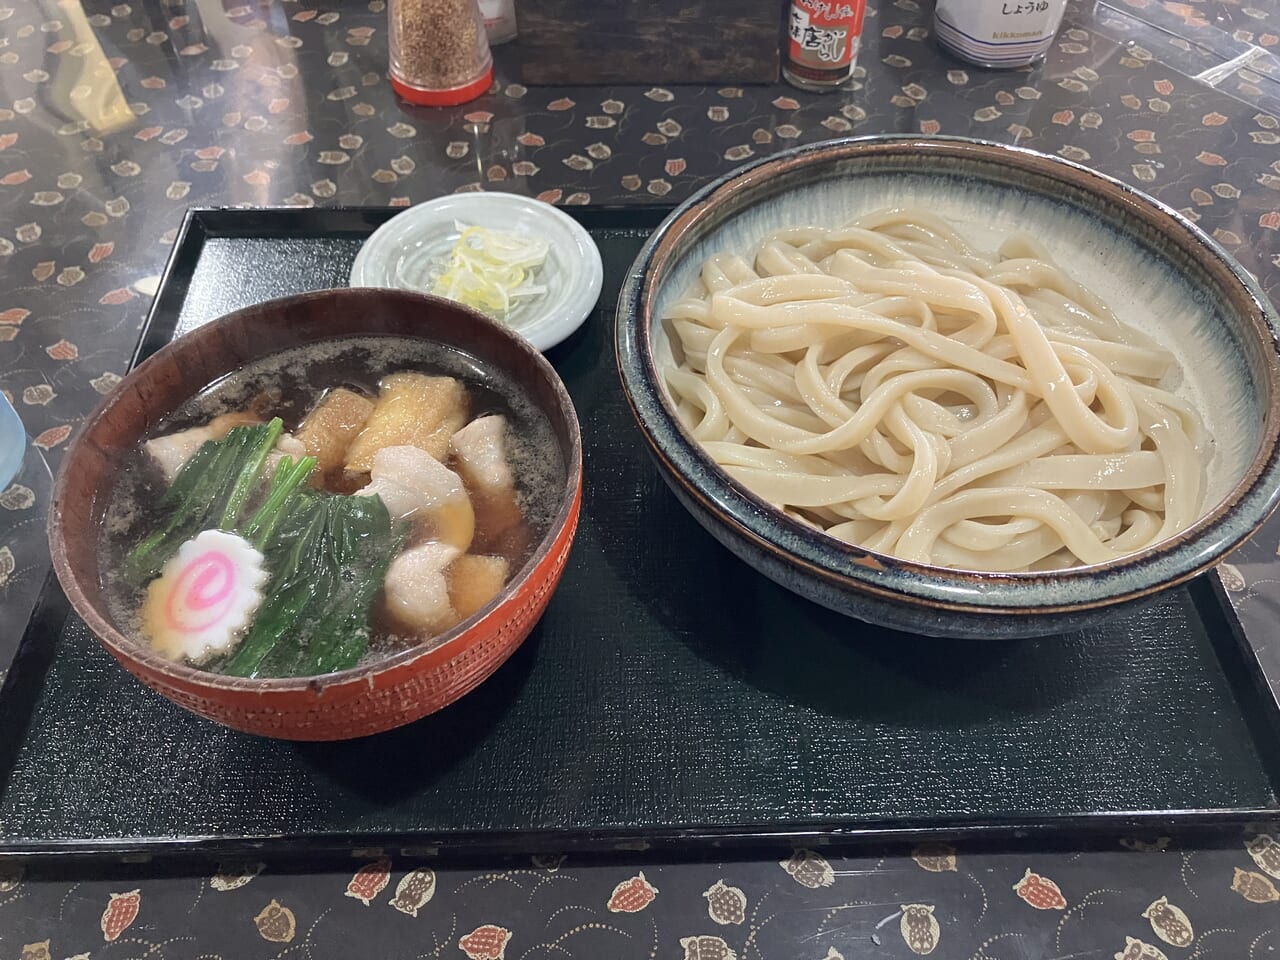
49,288 -> 583,740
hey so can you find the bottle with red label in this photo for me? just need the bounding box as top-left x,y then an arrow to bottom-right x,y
783,0 -> 867,91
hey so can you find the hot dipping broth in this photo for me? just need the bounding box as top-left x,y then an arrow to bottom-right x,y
99,335 -> 564,678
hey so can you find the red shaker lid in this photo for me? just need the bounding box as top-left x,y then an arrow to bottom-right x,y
391,67 -> 494,107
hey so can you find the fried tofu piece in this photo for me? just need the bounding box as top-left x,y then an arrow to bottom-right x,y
383,541 -> 461,637
358,445 -> 475,551
297,387 -> 375,475
447,554 -> 510,620
449,415 -> 523,550
419,402 -> 471,463
344,373 -> 468,473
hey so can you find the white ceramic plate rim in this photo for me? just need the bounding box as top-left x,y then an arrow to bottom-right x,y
350,193 -> 604,352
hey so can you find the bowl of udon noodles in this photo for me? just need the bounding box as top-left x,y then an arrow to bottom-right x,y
50,287 -> 582,739
616,136 -> 1280,639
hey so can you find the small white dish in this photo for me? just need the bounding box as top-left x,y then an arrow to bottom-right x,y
350,193 -> 604,352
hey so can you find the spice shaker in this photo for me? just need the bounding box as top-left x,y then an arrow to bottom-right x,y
388,0 -> 494,106
933,0 -> 1069,68
783,0 -> 868,92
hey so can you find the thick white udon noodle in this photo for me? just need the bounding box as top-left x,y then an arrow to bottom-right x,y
662,207 -> 1211,572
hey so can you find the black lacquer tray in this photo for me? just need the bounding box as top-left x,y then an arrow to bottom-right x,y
2,206 -> 1279,860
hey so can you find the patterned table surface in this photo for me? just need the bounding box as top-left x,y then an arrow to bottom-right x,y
3,0 -> 1280,956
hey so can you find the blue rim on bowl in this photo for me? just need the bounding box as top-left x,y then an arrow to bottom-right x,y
351,192 -> 604,352
615,135 -> 1280,637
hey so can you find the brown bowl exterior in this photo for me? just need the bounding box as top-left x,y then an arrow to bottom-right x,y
50,288 -> 583,740
101,492 -> 579,740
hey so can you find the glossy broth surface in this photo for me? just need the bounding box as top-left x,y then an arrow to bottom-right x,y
99,335 -> 564,668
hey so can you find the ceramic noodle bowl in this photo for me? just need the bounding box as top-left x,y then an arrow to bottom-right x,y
50,288 -> 582,739
615,136 -> 1280,638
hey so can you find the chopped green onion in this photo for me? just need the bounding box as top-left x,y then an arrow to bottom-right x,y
430,222 -> 550,318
